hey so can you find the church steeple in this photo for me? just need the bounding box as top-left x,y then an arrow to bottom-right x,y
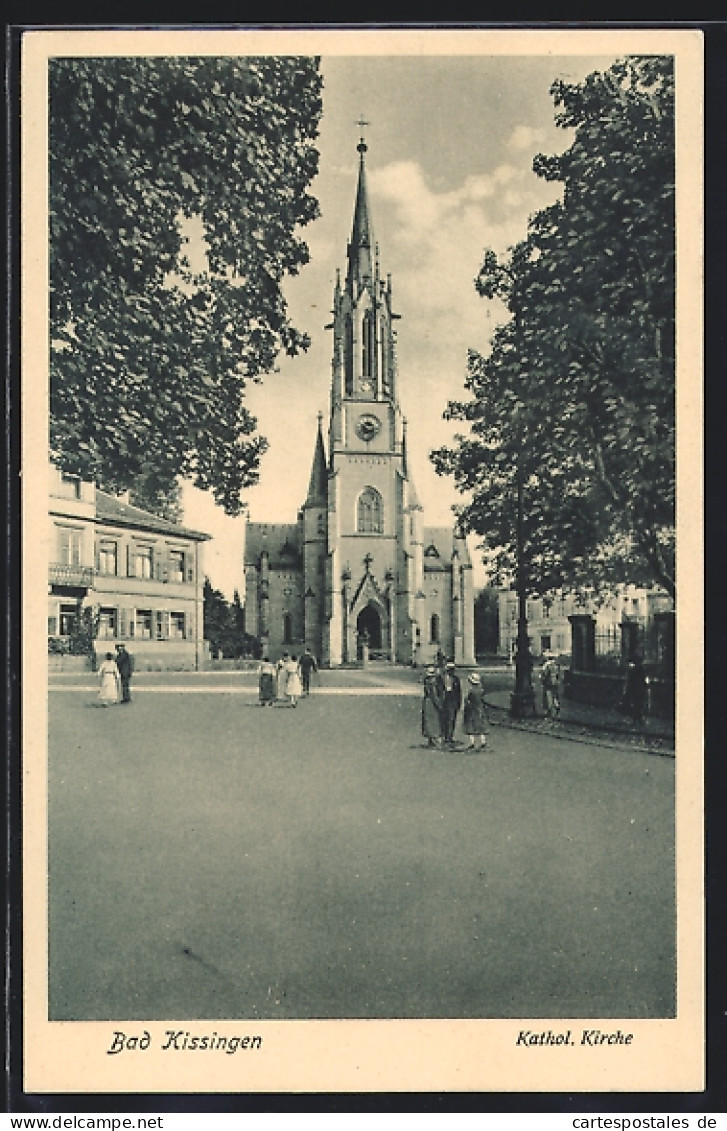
304,412 -> 328,507
331,130 -> 398,412
346,137 -> 375,294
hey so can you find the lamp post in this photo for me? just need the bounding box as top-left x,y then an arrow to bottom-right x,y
510,423 -> 536,719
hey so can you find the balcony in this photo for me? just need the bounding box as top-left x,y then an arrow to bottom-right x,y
49,562 -> 94,589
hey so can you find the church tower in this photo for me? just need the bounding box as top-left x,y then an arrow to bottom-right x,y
321,134 -> 420,666
245,134 -> 475,668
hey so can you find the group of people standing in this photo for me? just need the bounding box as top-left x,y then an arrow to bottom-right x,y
258,649 -> 318,708
421,657 -> 489,751
97,644 -> 134,707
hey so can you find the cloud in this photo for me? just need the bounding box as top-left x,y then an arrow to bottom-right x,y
506,124 -> 547,151
366,158 -> 554,359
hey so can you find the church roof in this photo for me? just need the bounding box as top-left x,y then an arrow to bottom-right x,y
422,526 -> 472,569
304,418 -> 328,507
245,523 -> 302,569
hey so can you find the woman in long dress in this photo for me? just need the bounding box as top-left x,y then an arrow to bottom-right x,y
463,672 -> 488,750
276,653 -> 290,701
258,656 -> 276,706
98,652 -> 120,707
284,654 -> 303,707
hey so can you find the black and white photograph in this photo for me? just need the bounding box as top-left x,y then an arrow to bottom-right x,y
19,26 -> 703,1095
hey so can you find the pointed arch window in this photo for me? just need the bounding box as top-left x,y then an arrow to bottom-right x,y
362,310 -> 375,381
430,613 -> 440,644
344,315 -> 354,396
357,487 -> 383,534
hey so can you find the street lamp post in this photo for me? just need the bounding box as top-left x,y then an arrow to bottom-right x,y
510,439 -> 536,719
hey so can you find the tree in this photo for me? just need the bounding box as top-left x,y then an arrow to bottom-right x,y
433,56 -> 675,602
50,56 -> 322,515
203,577 -> 231,659
474,586 -> 499,656
231,589 -> 246,635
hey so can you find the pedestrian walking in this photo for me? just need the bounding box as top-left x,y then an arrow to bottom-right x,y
299,648 -> 318,696
276,653 -> 290,701
114,643 -> 134,704
463,672 -> 488,750
540,652 -> 561,719
284,654 -> 303,707
258,655 -> 276,706
442,660 -> 462,745
421,665 -> 445,748
97,652 -> 120,707
621,653 -> 647,725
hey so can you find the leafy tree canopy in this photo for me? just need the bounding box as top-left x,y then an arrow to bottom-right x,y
433,56 -> 675,603
203,578 -> 259,659
50,56 -> 322,516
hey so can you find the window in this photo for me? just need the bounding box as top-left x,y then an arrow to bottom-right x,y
362,311 -> 375,378
59,603 -> 77,636
97,540 -> 118,576
135,609 -> 153,639
283,613 -> 293,645
541,634 -> 551,653
98,607 -> 117,639
58,527 -> 82,566
168,550 -> 185,583
134,545 -> 153,579
430,614 -> 440,644
60,473 -> 81,499
357,487 -> 383,534
344,315 -> 354,396
169,612 -> 186,639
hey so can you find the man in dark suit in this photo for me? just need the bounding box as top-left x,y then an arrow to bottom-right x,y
115,643 -> 134,704
442,660 -> 462,746
298,648 -> 318,696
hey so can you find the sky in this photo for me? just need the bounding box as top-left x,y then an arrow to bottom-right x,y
181,48 -> 621,597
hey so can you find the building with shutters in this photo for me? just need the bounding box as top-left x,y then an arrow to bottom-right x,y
48,465 -> 210,670
244,138 -> 475,667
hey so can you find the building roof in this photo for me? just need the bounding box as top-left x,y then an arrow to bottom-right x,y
95,491 -> 210,541
245,522 -> 302,569
422,526 -> 472,569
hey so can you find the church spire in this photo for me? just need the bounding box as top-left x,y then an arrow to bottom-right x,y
304,413 -> 328,507
346,134 -> 374,293
402,418 -> 422,510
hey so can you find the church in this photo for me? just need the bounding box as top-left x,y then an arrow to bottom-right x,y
244,138 -> 475,668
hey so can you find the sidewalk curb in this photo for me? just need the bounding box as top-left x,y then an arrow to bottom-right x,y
485,702 -> 675,758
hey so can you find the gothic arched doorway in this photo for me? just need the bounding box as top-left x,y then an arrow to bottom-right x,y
357,604 -> 382,650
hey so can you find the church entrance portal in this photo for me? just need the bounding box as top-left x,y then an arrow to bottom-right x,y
357,604 -> 382,651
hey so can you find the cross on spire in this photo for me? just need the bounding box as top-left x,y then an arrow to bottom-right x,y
356,115 -> 370,153
363,552 -> 373,573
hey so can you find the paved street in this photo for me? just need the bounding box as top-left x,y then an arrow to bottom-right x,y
48,667 -> 675,1021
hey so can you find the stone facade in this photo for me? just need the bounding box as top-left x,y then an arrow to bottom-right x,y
244,140 -> 475,667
